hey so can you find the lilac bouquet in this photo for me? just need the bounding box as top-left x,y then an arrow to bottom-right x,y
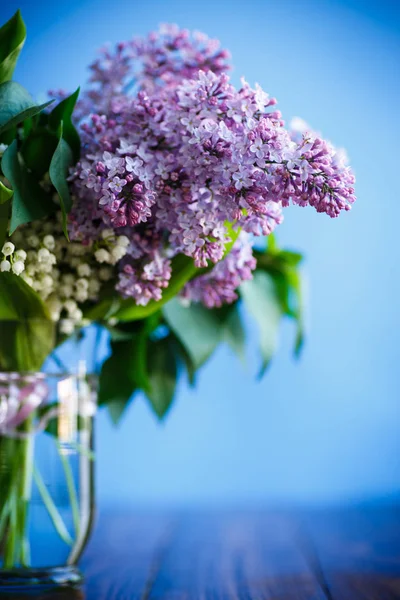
0,10 -> 357,580
0,13 -> 356,421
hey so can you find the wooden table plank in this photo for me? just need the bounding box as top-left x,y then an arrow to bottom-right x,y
81,510 -> 175,600
148,510 -> 327,599
300,506 -> 400,599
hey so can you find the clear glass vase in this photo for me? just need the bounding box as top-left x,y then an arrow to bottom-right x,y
0,330 -> 100,590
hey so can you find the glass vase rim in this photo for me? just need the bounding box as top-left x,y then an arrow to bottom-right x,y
0,371 -> 99,380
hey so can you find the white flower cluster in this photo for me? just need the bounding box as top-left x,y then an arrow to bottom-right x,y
94,229 -> 130,265
8,214 -> 130,335
1,242 -> 27,275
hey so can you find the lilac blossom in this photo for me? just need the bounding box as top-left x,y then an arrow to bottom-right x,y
115,232 -> 172,305
182,233 -> 256,308
67,24 -> 356,309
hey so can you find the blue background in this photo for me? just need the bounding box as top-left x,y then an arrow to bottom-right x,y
4,0 -> 400,507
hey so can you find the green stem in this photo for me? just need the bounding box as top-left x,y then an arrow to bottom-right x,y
67,441 -> 95,461
0,497 -> 10,543
0,435 -> 31,569
56,441 -> 80,538
0,438 -> 12,545
18,420 -> 34,566
3,488 -> 17,568
2,459 -> 20,569
33,466 -> 73,547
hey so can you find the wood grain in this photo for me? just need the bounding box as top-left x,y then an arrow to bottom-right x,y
76,508 -> 400,599
81,510 -> 175,600
148,510 -> 327,599
300,506 -> 400,599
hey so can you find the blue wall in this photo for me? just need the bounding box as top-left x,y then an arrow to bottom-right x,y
5,0 -> 400,506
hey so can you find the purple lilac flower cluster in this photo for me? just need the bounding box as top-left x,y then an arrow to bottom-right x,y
181,233 -> 256,308
69,25 -> 356,308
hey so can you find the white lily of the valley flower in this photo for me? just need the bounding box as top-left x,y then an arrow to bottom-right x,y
77,263 -> 91,277
2,242 -> 15,257
95,248 -> 111,263
43,235 -> 56,250
101,228 -> 114,240
14,249 -> 27,261
59,319 -> 75,335
110,245 -> 127,262
116,235 -> 130,248
0,260 -> 11,272
27,235 -> 40,248
12,260 -> 25,275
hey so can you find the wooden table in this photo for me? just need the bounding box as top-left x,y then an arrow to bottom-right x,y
6,506 -> 400,599
79,506 -> 400,599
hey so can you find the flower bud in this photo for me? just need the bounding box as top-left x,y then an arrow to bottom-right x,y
14,249 -> 27,262
43,235 -> 56,251
38,248 -> 51,262
27,235 -> 40,248
77,263 -> 91,277
60,319 -> 75,335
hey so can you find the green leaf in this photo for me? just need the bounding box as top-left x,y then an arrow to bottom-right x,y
135,327 -> 152,393
0,81 -> 53,135
170,332 -> 197,386
106,324 -> 135,342
267,270 -> 292,315
253,243 -> 305,358
82,281 -> 119,322
253,249 -> 303,275
0,11 -> 26,83
0,200 -> 9,247
0,272 -> 55,371
279,250 -> 303,267
23,116 -> 32,137
224,220 -> 241,255
0,125 -> 16,145
107,398 -> 133,426
98,341 -> 137,424
84,295 -> 118,322
0,272 -> 50,321
221,304 -> 246,362
2,140 -> 56,233
0,180 -> 13,204
48,88 -> 80,162
163,298 -> 222,369
98,327 -> 153,423
21,128 -> 58,177
240,271 -> 283,377
145,337 -> 178,419
267,233 -> 278,252
49,124 -> 74,238
285,269 -> 305,357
